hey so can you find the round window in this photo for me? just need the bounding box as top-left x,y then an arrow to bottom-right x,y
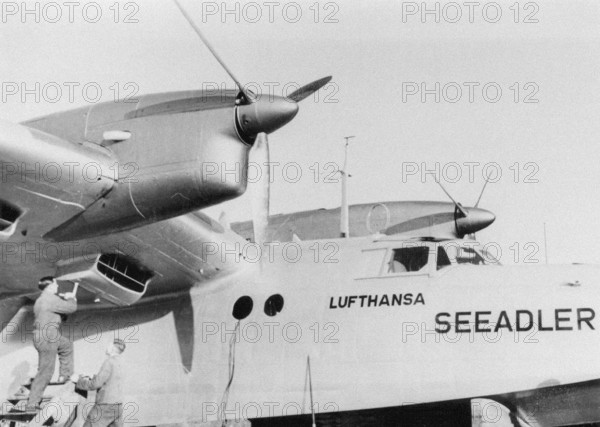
232,296 -> 253,320
264,294 -> 284,317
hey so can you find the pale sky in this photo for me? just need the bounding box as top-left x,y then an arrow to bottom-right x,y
1,0 -> 600,264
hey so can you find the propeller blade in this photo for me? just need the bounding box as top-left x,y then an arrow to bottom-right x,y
173,0 -> 253,103
249,132 -> 270,246
287,76 -> 333,102
435,179 -> 468,218
218,211 -> 230,229
474,173 -> 491,208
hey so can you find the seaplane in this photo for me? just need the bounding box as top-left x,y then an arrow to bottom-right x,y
1,2 -> 599,427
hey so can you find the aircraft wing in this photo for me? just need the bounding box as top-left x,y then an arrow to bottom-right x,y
78,210 -> 249,303
0,207 -> 248,379
0,189 -> 247,374
0,209 -> 248,308
0,117 -> 250,308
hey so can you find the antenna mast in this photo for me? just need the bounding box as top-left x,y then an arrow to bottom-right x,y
340,136 -> 355,238
543,222 -> 549,264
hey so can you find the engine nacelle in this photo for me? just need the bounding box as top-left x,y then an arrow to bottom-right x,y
40,92 -> 250,241
57,253 -> 153,306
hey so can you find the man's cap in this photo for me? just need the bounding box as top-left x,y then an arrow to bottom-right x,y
113,339 -> 126,353
38,276 -> 55,290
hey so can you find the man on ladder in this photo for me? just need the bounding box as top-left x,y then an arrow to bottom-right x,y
26,277 -> 78,412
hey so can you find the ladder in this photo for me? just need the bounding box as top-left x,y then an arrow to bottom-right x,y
0,381 -> 87,427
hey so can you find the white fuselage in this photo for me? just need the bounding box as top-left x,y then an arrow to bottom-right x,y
2,237 -> 599,425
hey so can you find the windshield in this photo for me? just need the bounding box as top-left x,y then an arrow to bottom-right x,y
439,242 -> 499,266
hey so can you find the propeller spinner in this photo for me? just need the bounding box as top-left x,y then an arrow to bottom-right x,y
435,179 -> 496,237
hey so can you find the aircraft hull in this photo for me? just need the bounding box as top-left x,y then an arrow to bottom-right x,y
2,247 -> 600,426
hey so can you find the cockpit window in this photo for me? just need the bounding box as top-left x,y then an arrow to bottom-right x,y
456,247 -> 486,265
480,247 -> 500,264
388,246 -> 429,273
445,244 -> 487,265
437,247 -> 452,270
361,248 -> 388,277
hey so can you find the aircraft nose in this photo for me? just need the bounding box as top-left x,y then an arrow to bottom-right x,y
236,96 -> 299,142
456,208 -> 496,236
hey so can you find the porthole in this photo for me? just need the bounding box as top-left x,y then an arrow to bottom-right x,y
232,296 -> 253,320
264,294 -> 284,317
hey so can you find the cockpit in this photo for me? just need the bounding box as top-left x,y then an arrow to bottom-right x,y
363,239 -> 497,278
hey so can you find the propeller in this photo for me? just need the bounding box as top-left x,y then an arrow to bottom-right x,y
474,173 -> 490,208
173,0 -> 252,103
287,77 -> 333,102
249,133 -> 270,246
434,178 -> 496,238
173,0 -> 332,248
435,179 -> 468,218
467,174 -> 493,239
